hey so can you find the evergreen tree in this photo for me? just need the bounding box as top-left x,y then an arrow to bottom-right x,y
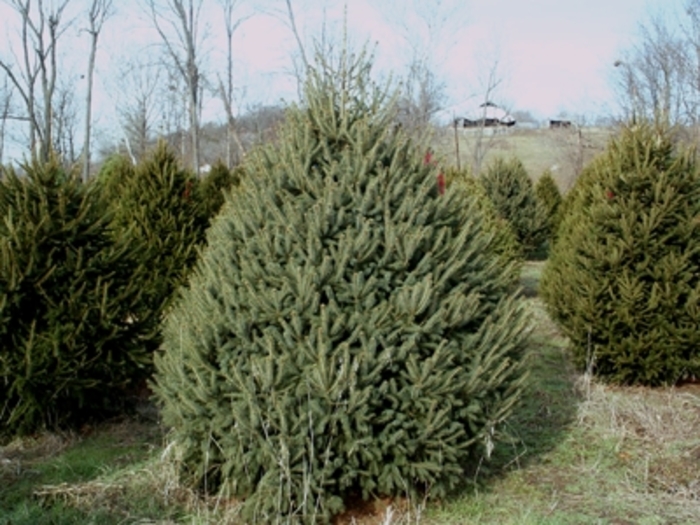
198,159 -> 243,219
480,157 -> 547,259
444,166 -> 522,278
535,170 -> 563,245
0,157 -> 152,437
541,122 -> 700,386
153,51 -> 530,523
95,152 -> 135,205
105,142 -> 208,339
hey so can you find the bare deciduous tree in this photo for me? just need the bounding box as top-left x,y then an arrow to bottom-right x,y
614,2 -> 700,130
111,58 -> 165,164
81,0 -> 113,181
146,0 -> 205,174
0,0 -> 72,161
215,0 -> 248,168
383,0 -> 460,135
466,59 -> 508,175
53,78 -> 79,164
395,58 -> 446,135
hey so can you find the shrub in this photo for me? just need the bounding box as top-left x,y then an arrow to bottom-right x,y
535,170 -> 563,244
153,51 -> 531,523
0,157 -> 152,437
480,157 -> 547,259
541,122 -> 700,386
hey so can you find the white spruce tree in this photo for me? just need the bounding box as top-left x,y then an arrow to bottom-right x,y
153,49 -> 530,523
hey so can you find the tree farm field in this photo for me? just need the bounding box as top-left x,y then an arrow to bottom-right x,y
2,263 -> 699,524
433,126 -> 614,189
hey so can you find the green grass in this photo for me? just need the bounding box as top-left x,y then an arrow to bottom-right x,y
422,262 -> 700,525
2,261 -> 699,524
0,419 -> 178,524
433,126 -> 613,190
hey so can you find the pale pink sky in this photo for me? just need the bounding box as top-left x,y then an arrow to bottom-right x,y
221,0 -> 676,119
0,0 -> 684,159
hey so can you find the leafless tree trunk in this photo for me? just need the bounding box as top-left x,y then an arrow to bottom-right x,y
146,0 -> 205,174
0,78 -> 14,165
81,0 -> 113,181
53,79 -> 79,164
469,60 -> 505,175
216,0 -> 247,168
111,58 -> 165,164
0,0 -> 72,161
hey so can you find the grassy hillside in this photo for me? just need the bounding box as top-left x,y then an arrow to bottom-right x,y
3,263 -> 698,524
433,126 -> 614,191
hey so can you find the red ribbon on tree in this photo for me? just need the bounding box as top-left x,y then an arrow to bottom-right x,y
424,149 -> 445,195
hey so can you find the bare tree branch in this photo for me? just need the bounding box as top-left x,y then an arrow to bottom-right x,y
0,0 -> 72,161
145,0 -> 206,174
215,0 -> 249,167
82,0 -> 114,181
284,0 -> 308,70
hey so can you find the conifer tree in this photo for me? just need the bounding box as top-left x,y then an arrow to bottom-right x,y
0,157 -> 152,436
153,50 -> 530,523
95,152 -> 135,203
541,122 -> 700,386
535,170 -> 563,244
480,157 -> 547,259
198,159 -> 243,219
105,142 -> 208,339
444,166 -> 522,277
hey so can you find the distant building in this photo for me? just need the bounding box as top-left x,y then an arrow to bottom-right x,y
549,119 -> 572,129
453,101 -> 516,128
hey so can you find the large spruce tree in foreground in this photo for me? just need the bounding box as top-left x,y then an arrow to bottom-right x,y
153,51 -> 530,523
541,123 -> 700,386
0,158 -> 152,437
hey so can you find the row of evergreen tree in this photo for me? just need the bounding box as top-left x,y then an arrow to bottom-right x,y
0,146 -> 240,436
1,47 -> 699,523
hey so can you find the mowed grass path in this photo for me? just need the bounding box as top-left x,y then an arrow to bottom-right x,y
426,263 -> 700,525
2,263 -> 699,524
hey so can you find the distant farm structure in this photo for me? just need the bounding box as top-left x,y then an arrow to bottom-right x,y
453,101 -> 516,128
549,119 -> 573,129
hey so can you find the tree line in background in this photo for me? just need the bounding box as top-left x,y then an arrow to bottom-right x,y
615,0 -> 700,133
0,0 -> 696,180
0,0 -> 470,176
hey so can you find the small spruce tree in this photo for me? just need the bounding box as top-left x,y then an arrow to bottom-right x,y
0,157 -> 152,437
444,166 -> 522,277
535,170 -> 563,245
105,142 -> 208,333
198,159 -> 243,219
541,122 -> 700,386
480,157 -> 547,259
153,51 -> 530,523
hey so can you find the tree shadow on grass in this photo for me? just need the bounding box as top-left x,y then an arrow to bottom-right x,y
458,261 -> 581,492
